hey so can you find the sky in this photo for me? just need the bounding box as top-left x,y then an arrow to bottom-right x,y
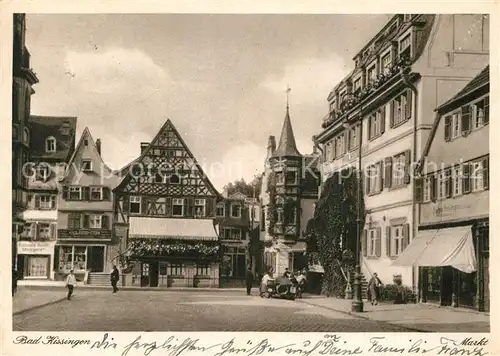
26,14 -> 392,191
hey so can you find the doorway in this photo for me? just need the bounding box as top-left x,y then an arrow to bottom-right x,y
87,246 -> 105,272
440,266 -> 453,306
149,262 -> 159,287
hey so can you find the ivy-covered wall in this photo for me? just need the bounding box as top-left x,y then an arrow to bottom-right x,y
305,167 -> 364,297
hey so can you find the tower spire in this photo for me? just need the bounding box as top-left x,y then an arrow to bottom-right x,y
286,85 -> 291,110
273,86 -> 301,158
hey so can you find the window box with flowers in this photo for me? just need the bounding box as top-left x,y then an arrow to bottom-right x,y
126,239 -> 220,259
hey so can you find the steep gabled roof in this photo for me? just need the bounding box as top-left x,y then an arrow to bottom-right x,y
63,127 -> 115,181
114,119 -> 222,200
436,65 -> 490,114
273,107 -> 302,158
29,115 -> 77,162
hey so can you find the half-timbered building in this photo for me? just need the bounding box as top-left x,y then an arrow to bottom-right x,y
114,119 -> 222,288
56,128 -> 120,283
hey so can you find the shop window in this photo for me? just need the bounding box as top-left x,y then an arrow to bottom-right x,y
168,264 -> 184,276
58,245 -> 87,272
26,256 -> 48,278
196,264 -> 210,276
130,196 -> 141,214
195,199 -> 206,217
172,198 -> 185,216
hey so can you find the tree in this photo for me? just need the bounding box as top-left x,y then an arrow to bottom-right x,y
305,167 -> 364,297
222,175 -> 262,198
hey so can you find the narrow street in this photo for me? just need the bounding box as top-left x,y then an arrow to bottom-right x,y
13,289 -> 409,332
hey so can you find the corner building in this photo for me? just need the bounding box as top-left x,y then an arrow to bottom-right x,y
314,14 -> 489,291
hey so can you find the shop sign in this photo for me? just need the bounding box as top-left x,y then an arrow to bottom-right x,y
18,241 -> 54,255
420,192 -> 489,224
58,229 -> 112,239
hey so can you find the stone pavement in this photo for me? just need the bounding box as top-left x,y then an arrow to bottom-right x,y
13,288 -> 67,315
298,296 -> 490,332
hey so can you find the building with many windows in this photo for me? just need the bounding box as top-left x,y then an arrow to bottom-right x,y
113,119 -> 222,288
56,128 -> 120,283
12,14 -> 39,290
314,14 -> 489,291
17,116 -> 77,280
395,66 -> 489,311
260,105 -> 321,276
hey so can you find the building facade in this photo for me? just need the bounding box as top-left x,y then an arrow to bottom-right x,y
260,106 -> 320,276
114,119 -> 222,288
12,14 -> 39,288
56,128 -> 120,283
17,116 -> 77,280
314,14 -> 489,290
396,66 -> 489,311
217,192 -> 251,287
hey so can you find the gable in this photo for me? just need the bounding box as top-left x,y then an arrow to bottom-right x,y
63,128 -> 118,187
114,119 -> 221,199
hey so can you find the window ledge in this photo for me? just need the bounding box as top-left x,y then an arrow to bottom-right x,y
349,145 -> 360,153
390,118 -> 410,130
368,133 -> 383,142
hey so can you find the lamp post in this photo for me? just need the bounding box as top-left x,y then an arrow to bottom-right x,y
351,113 -> 364,313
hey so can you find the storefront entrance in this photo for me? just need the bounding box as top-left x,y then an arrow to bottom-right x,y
140,262 -> 159,287
87,246 -> 105,272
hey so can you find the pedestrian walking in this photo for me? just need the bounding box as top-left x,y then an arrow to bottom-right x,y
367,272 -> 383,305
110,265 -> 120,293
65,270 -> 76,300
245,267 -> 254,296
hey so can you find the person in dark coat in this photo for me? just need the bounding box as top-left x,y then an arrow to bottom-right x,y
110,265 -> 120,293
245,267 -> 254,296
367,272 -> 383,305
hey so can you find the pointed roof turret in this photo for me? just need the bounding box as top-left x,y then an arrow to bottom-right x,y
273,105 -> 302,158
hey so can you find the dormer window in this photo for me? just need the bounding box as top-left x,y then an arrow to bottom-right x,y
367,64 -> 377,84
329,101 -> 336,114
381,52 -> 392,74
81,159 -> 92,171
353,78 -> 362,93
46,136 -> 56,152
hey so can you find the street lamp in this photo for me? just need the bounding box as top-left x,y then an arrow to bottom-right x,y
343,115 -> 364,312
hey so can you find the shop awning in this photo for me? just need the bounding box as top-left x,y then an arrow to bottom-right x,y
129,217 -> 219,241
392,226 -> 476,273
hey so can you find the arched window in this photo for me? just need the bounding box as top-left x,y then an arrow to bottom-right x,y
170,174 -> 180,184
46,136 -> 56,153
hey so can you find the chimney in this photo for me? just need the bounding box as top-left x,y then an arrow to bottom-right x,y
141,142 -> 149,154
96,139 -> 102,155
266,135 -> 276,159
222,186 -> 229,198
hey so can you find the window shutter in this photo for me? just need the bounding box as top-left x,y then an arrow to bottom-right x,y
404,149 -> 411,184
186,198 -> 194,217
415,177 -> 423,203
83,214 -> 90,228
50,223 -> 55,239
102,215 -> 109,229
402,224 -> 410,251
461,105 -> 471,135
386,226 -> 391,257
165,197 -> 172,216
62,185 -> 69,200
365,169 -> 371,195
483,157 -> 489,190
462,163 -> 472,194
34,195 -> 40,209
378,161 -> 384,192
484,96 -> 489,125
390,100 -> 395,128
362,230 -> 368,257
51,196 -> 57,209
384,157 -> 393,188
444,115 -> 452,142
36,223 -> 41,239
405,90 -> 412,120
445,170 -> 453,198
380,107 -> 386,134
430,175 -> 437,201
82,186 -> 90,201
375,227 -> 382,257
103,187 -> 110,200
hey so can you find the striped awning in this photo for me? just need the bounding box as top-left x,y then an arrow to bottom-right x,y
129,217 -> 219,241
392,225 -> 476,273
